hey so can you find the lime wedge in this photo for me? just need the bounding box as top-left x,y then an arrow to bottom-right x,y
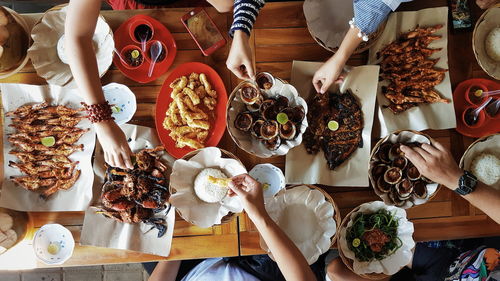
276,113 -> 289,125
352,238 -> 361,248
111,105 -> 121,113
47,243 -> 60,255
41,136 -> 56,147
262,183 -> 270,191
328,120 -> 339,131
131,50 -> 140,59
474,89 -> 483,97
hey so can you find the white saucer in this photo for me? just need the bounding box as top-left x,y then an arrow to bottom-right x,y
33,224 -> 75,265
103,83 -> 137,125
249,164 -> 285,199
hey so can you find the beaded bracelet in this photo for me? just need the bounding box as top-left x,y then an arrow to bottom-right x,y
81,101 -> 115,123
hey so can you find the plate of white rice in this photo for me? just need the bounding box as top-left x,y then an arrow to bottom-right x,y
473,4 -> 500,79
460,133 -> 500,189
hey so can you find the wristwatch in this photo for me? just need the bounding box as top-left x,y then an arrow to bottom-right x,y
454,171 -> 478,196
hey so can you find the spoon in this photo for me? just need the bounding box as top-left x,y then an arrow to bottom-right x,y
113,48 -> 127,65
148,41 -> 162,77
138,29 -> 150,53
467,97 -> 493,123
486,99 -> 500,117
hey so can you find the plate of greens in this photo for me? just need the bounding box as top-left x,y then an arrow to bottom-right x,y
339,201 -> 414,277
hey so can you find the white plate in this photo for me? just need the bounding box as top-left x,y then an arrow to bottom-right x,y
473,4 -> 500,80
33,224 -> 74,265
103,83 -> 137,125
249,164 -> 285,199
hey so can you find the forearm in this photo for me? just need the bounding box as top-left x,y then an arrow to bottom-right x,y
327,27 -> 363,66
462,182 -> 500,224
252,213 -> 316,281
65,0 -> 105,104
148,260 -> 181,281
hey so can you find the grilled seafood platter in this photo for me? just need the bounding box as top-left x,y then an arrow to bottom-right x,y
97,146 -> 171,238
303,90 -> 363,170
227,73 -> 308,158
6,102 -> 88,199
369,131 -> 439,209
377,24 -> 450,114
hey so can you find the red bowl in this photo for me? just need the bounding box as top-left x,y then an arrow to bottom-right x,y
155,62 -> 228,159
485,97 -> 500,120
119,45 -> 145,70
465,83 -> 488,106
145,40 -> 168,63
462,106 -> 486,129
128,18 -> 154,45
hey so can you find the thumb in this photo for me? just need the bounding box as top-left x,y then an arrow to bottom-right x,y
320,79 -> 331,94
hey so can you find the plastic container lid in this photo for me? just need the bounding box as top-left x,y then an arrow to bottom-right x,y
103,83 -> 137,125
33,224 -> 75,265
249,164 -> 286,199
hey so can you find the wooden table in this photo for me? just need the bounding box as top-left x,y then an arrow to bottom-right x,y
0,0 -> 499,269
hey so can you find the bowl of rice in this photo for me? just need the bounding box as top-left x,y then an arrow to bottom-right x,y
460,133 -> 500,189
473,4 -> 500,80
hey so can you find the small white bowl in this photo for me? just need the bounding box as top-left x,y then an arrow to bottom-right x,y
249,163 -> 285,199
103,83 -> 137,125
33,224 -> 74,265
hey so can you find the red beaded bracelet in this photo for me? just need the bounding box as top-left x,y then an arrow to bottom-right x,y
81,101 -> 115,123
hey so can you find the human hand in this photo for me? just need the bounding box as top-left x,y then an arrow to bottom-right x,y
312,56 -> 346,94
94,120 -> 133,169
476,0 -> 497,9
228,174 -> 266,220
226,30 -> 255,80
400,140 -> 463,190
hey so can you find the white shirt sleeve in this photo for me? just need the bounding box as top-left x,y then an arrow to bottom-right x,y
180,258 -> 261,281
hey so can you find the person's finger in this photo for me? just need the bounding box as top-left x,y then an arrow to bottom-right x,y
121,151 -> 133,169
312,78 -> 323,93
400,145 -> 426,167
244,60 -> 255,80
431,139 -> 447,152
104,151 -> 110,165
420,143 -> 439,155
228,182 -> 245,197
113,153 -> 126,169
413,146 -> 432,161
334,75 -> 345,84
227,188 -> 236,197
228,64 -> 245,80
320,79 -> 332,94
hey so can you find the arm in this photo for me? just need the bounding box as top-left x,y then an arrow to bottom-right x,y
65,0 -> 133,169
228,174 -> 316,281
400,140 -> 500,224
226,0 -> 265,80
327,258 -> 390,281
312,0 -> 392,93
148,260 -> 181,281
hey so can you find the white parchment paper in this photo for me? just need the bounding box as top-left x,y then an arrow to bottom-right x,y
0,83 -> 96,211
367,7 -> 456,137
286,61 -> 379,186
80,124 -> 175,257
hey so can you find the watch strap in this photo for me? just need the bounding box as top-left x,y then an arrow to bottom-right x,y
455,171 -> 478,196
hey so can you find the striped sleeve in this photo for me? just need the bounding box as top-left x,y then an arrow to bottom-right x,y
229,0 -> 265,37
352,0 -> 392,39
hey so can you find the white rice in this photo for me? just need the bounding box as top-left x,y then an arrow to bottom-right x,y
471,153 -> 500,187
485,27 -> 500,62
194,168 -> 229,203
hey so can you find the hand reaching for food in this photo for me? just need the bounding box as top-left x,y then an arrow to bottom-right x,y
228,174 -> 266,220
94,120 -> 133,170
312,56 -> 346,94
400,140 -> 462,190
226,30 -> 255,80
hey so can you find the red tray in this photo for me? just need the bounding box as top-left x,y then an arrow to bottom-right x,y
454,78 -> 500,138
155,62 -> 228,158
113,15 -> 177,83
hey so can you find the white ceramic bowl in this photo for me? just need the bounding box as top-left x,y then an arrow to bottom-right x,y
103,83 -> 137,125
33,224 -> 74,265
249,163 -> 285,199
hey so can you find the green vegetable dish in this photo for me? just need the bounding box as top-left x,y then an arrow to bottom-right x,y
346,209 -> 402,262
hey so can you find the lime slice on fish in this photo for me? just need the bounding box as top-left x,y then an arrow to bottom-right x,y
474,89 -> 483,97
111,105 -> 121,113
47,243 -> 60,255
276,113 -> 288,125
41,136 -> 56,147
352,238 -> 361,248
131,50 -> 140,59
328,120 -> 339,131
